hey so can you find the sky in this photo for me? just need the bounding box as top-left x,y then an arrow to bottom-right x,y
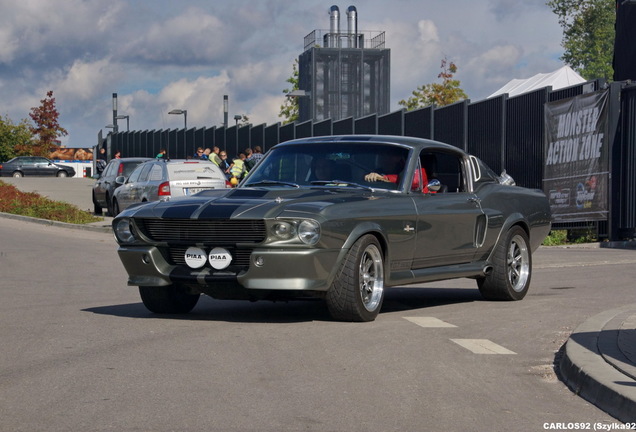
0,0 -> 566,148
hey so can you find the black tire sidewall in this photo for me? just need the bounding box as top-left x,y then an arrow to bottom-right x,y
479,226 -> 531,301
326,234 -> 385,321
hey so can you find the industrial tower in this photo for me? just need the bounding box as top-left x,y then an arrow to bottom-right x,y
297,5 -> 391,123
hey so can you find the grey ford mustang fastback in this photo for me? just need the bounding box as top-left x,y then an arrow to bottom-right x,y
113,135 -> 551,321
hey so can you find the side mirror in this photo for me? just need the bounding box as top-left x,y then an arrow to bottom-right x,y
427,179 -> 442,192
498,170 -> 515,186
115,175 -> 126,185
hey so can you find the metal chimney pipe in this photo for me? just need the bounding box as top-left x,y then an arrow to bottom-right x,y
347,6 -> 358,48
223,95 -> 228,129
329,5 -> 340,48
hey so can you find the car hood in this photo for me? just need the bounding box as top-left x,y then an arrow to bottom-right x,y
120,187 -> 395,220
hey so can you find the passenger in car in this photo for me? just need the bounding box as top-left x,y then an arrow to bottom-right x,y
364,152 -> 433,192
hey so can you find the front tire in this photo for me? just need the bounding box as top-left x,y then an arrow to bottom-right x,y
57,171 -> 68,177
111,198 -> 120,216
326,234 -> 385,322
478,226 -> 531,301
139,285 -> 200,314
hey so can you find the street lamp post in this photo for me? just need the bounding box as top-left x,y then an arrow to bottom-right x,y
234,115 -> 242,126
112,93 -> 119,133
223,95 -> 228,129
115,115 -> 130,131
169,109 -> 187,158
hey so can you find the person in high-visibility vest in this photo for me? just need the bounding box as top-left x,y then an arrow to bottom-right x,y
229,153 -> 246,181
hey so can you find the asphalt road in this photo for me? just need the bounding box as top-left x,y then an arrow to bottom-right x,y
1,212 -> 635,431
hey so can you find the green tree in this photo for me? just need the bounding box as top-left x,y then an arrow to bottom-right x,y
399,58 -> 468,111
28,90 -> 67,156
547,0 -> 615,81
279,59 -> 300,124
0,115 -> 34,161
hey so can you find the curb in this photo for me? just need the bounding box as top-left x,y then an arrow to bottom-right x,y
0,211 -> 112,234
559,304 -> 636,423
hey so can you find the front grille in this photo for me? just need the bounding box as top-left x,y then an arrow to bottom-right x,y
135,218 -> 267,244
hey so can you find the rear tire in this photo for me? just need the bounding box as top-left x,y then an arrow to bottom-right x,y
92,191 -> 103,215
326,234 -> 385,322
12,171 -> 23,178
478,226 -> 531,301
139,285 -> 200,314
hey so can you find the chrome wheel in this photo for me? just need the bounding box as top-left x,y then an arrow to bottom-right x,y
477,226 -> 532,301
359,243 -> 384,312
326,235 -> 386,321
508,234 -> 530,292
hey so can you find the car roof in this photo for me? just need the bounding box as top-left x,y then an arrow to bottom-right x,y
113,157 -> 152,163
138,159 -> 217,165
275,134 -> 465,154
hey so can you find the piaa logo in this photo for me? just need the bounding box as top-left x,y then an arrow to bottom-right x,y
208,247 -> 232,270
184,247 -> 207,269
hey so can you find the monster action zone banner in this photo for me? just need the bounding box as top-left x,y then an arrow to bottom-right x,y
543,89 -> 609,222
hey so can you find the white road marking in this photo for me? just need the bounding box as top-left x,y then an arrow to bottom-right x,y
404,317 -> 457,328
451,339 -> 516,355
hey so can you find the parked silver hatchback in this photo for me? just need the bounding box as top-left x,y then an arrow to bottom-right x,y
111,159 -> 228,215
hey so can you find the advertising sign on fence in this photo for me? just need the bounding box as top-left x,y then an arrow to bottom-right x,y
48,147 -> 94,161
543,89 -> 609,222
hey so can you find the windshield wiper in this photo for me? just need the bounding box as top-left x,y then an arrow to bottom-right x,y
244,180 -> 300,188
310,180 -> 375,191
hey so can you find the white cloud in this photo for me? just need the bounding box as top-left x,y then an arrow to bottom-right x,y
0,0 -> 568,147
417,20 -> 439,44
123,7 -> 228,64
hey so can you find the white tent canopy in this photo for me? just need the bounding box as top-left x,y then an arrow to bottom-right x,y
489,66 -> 586,98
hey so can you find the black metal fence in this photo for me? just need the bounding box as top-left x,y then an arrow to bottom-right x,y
104,78 -> 636,241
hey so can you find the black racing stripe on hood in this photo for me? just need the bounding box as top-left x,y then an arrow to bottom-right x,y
198,203 -> 245,218
161,204 -> 202,219
228,189 -> 270,198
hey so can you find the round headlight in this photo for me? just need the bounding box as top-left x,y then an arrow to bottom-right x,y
298,220 -> 320,245
272,221 -> 295,240
114,218 -> 135,243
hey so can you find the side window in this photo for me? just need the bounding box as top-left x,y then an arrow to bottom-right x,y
471,156 -> 500,188
420,151 -> 465,193
136,164 -> 153,182
147,164 -> 164,181
103,162 -> 114,177
127,165 -> 145,183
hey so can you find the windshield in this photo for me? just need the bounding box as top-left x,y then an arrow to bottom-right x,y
243,142 -> 410,191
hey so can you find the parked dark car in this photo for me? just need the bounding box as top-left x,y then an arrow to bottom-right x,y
113,135 -> 552,322
0,156 -> 76,177
92,157 -> 151,215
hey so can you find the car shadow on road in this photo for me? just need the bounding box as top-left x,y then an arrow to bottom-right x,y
381,286 -> 482,313
83,285 -> 483,323
83,298 -> 331,323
